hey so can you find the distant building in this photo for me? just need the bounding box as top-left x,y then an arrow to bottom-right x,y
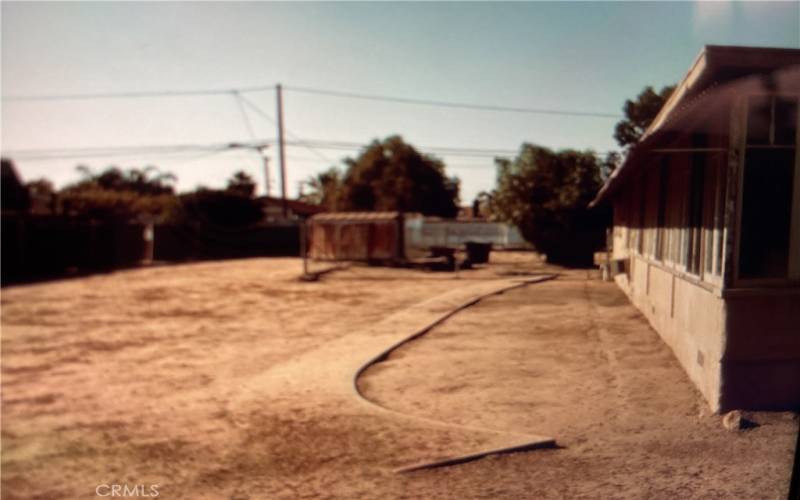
591,45 -> 800,411
308,212 -> 407,263
404,216 -> 529,252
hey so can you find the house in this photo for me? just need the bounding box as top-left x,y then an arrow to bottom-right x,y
590,45 -> 800,411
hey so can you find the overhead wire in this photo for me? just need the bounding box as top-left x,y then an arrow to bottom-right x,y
282,84 -> 623,119
281,139 -> 615,159
5,139 -> 615,162
232,91 -> 258,142
236,93 -> 337,165
4,143 -> 233,160
3,82 -> 621,119
2,85 -> 275,102
229,90 -> 272,192
3,81 -> 621,168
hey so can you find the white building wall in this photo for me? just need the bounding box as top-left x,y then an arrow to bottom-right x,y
616,256 -> 727,411
404,218 -> 529,250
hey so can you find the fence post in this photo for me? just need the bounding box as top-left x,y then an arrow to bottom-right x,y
300,218 -> 308,277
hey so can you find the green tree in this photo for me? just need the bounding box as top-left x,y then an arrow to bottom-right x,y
338,135 -> 459,217
172,188 -> 263,228
73,165 -> 176,195
301,167 -> 343,210
614,85 -> 676,148
491,144 -> 610,265
601,151 -> 622,180
60,165 -> 177,221
1,158 -> 31,211
26,178 -> 56,198
226,170 -> 257,198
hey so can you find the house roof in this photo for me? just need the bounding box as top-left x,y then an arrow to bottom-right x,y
590,45 -> 800,207
310,211 -> 412,222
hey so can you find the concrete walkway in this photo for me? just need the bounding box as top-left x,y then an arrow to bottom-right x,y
228,275 -> 557,472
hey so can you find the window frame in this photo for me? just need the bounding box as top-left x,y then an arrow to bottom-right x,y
732,93 -> 800,287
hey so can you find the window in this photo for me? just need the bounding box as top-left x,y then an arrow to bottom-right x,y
655,158 -> 669,261
714,157 -> 727,276
737,95 -> 799,282
687,150 -> 706,275
627,147 -> 726,284
702,155 -> 720,276
739,148 -> 795,278
666,162 -> 689,268
642,167 -> 660,258
625,187 -> 636,251
635,174 -> 646,254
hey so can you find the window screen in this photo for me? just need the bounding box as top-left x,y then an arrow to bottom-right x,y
738,149 -> 794,279
739,95 -> 798,281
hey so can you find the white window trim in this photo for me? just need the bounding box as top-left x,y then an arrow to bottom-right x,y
732,93 -> 800,287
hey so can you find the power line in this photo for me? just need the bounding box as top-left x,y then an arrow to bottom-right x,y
4,143 -> 230,158
232,91 -> 258,142
236,93 -> 336,165
229,91 -> 271,192
2,142 -> 267,162
5,147 -> 240,165
282,139 -> 615,159
1,85 -> 275,102
3,81 -> 621,119
283,84 -> 622,119
283,138 -> 519,157
5,139 -> 615,162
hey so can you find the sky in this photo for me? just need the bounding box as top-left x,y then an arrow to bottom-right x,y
2,1 -> 799,204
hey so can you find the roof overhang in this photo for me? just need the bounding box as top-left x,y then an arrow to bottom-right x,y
590,45 -> 800,208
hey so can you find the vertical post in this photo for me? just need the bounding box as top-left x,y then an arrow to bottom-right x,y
276,83 -> 288,218
143,221 -> 154,265
300,217 -> 308,277
396,212 -> 405,262
259,146 -> 271,196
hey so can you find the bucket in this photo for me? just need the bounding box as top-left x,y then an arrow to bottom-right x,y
465,241 -> 492,264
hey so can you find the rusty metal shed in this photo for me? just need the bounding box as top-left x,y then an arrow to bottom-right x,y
307,212 -> 411,263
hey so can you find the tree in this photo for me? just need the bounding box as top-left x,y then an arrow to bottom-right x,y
300,167 -> 343,210
71,165 -> 176,195
59,165 -> 177,221
600,151 -> 622,180
472,191 -> 494,219
338,135 -> 460,218
491,144 -> 610,265
26,178 -> 55,198
172,188 -> 263,228
614,85 -> 676,148
1,158 -> 31,211
226,171 -> 257,198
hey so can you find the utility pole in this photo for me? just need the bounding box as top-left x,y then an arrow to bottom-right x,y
276,83 -> 288,218
227,142 -> 270,196
258,146 -> 271,196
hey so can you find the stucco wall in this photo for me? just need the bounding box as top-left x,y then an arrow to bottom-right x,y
615,256 -> 727,411
720,292 -> 800,410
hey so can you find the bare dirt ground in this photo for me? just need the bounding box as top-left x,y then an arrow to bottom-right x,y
360,272 -> 799,499
2,253 -> 797,499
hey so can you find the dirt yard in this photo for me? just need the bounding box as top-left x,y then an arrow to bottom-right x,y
1,254 -> 797,499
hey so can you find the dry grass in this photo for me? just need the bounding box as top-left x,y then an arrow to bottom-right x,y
1,254 -> 796,499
